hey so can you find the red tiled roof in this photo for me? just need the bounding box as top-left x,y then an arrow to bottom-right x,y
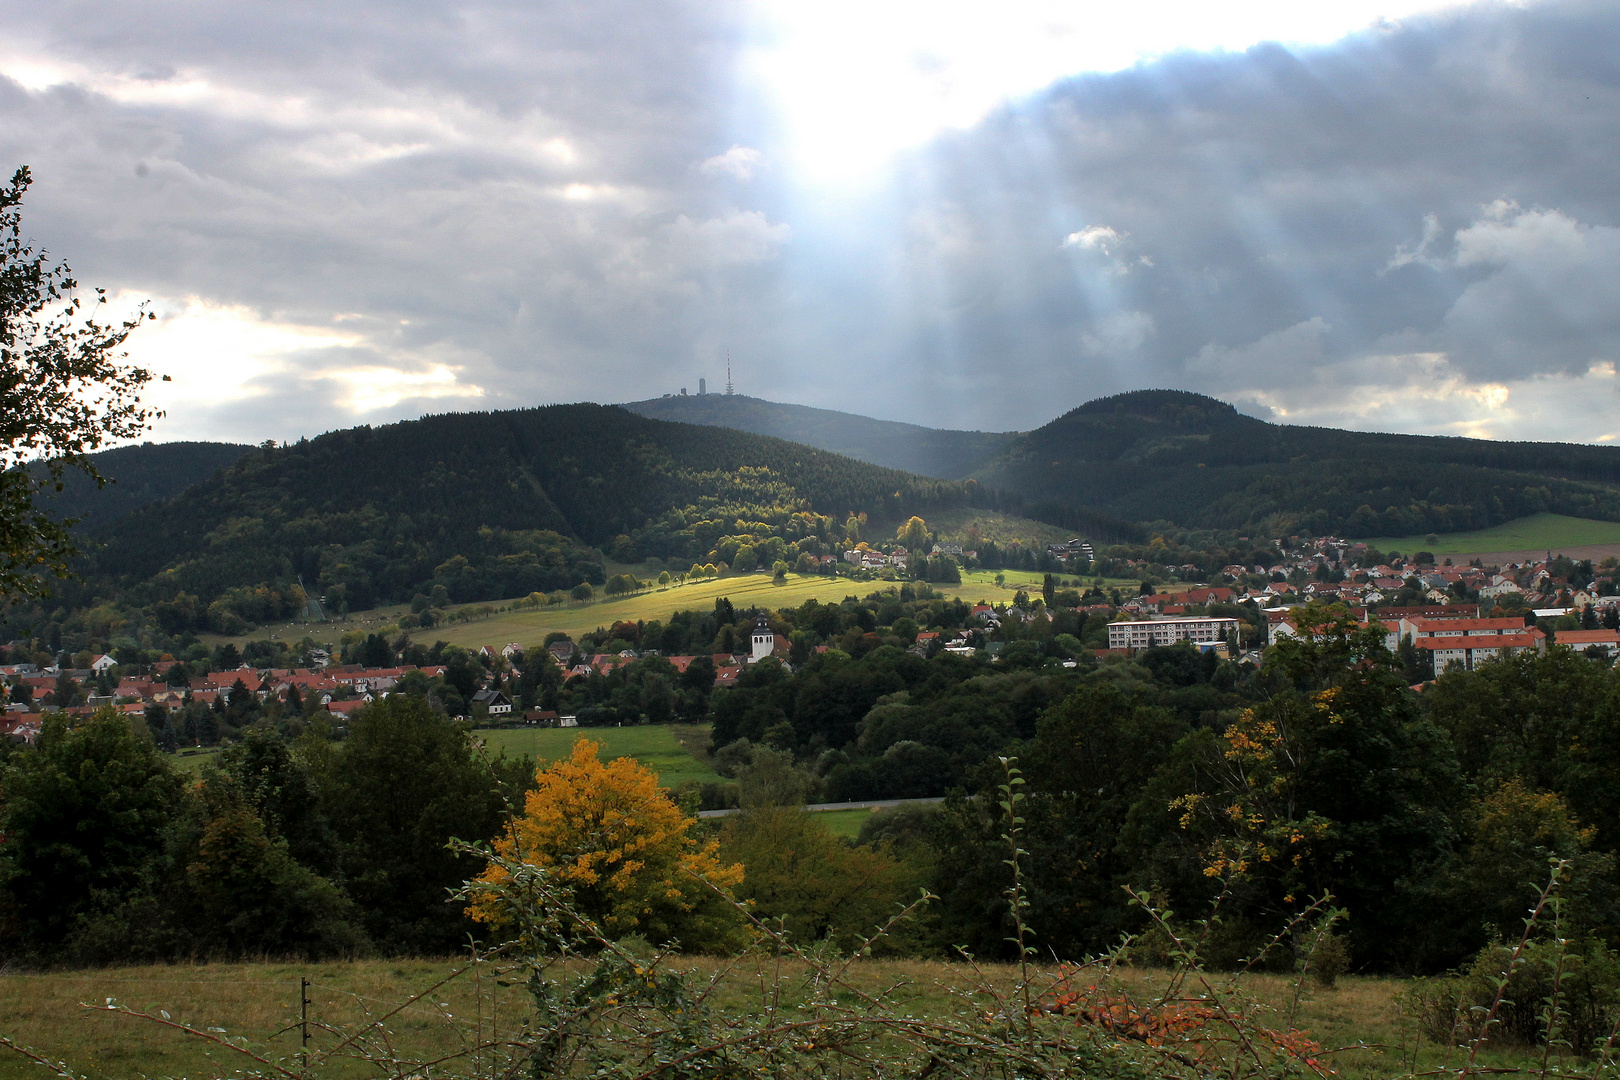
1416,633 -> 1543,651
1557,629 -> 1620,646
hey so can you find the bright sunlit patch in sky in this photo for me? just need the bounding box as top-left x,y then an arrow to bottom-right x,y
120,296 -> 484,442
746,0 -> 1477,183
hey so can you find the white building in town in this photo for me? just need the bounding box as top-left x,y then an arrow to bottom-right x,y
1108,616 -> 1241,650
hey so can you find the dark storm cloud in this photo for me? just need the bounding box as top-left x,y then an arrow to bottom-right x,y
0,0 -> 781,435
1,0 -> 1617,441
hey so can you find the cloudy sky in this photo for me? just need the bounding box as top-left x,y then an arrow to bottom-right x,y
4,0 -> 1619,445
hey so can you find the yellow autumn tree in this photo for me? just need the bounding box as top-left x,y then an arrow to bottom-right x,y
469,739 -> 745,951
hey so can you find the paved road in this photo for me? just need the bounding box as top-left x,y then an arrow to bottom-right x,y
697,796 -> 944,819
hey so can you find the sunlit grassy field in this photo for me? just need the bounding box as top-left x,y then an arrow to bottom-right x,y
0,959 -> 1550,1080
419,570 -> 1009,650
198,564 -> 1133,654
476,723 -> 720,788
1359,513 -> 1620,557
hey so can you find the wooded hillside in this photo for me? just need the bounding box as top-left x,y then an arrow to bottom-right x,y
49,405 -> 971,630
30,441 -> 252,531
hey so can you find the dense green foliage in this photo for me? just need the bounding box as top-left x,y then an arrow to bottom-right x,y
12,592 -> 1620,978
0,703 -> 534,965
546,597 -> 1620,976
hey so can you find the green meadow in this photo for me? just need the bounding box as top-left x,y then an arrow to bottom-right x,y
812,807 -> 874,838
1359,512 -> 1620,557
476,723 -> 721,788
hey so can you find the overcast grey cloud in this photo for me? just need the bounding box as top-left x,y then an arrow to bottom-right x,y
2,0 -> 1618,444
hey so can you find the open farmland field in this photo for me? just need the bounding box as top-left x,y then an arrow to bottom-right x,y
1360,513 -> 1620,560
476,723 -> 720,788
417,567 -> 1115,650
0,957 -> 1550,1080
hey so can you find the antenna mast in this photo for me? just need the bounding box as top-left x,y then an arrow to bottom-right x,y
726,351 -> 734,395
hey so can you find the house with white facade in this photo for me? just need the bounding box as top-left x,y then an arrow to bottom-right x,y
1400,616 -> 1547,672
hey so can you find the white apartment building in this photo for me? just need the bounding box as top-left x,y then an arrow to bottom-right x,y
1108,616 -> 1241,650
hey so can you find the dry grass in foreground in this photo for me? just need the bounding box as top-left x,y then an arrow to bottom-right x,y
0,957 -> 1554,1080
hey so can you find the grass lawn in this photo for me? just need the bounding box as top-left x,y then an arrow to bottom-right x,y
1359,513 -> 1620,557
0,958 -> 1551,1080
169,747 -> 222,772
812,807 -> 873,838
476,723 -> 720,788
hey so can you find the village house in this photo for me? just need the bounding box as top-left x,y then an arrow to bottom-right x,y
471,688 -> 512,715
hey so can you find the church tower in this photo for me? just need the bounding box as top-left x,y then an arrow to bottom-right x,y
749,612 -> 774,663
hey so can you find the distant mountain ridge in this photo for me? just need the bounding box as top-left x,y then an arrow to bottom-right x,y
622,394 -> 1014,480
31,441 -> 254,532
628,389 -> 1620,538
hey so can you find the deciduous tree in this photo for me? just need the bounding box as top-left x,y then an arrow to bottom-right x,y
470,739 -> 744,950
1,166 -> 160,601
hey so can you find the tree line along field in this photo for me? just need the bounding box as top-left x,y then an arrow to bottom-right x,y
1358,512 -> 1620,557
0,957 -> 1552,1080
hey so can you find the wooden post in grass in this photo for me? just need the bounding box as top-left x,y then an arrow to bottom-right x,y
300,976 -> 310,1072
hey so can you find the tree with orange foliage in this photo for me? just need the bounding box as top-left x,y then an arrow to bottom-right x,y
469,739 -> 745,951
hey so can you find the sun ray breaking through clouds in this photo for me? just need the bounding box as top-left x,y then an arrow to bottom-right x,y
1,0 -> 1617,445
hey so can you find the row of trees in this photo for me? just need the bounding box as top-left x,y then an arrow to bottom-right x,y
0,698 -> 528,964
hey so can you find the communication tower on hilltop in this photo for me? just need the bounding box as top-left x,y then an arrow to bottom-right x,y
699,377 -> 706,395
726,352 -> 734,395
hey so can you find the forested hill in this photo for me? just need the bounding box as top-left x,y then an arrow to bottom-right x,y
975,390 -> 1620,536
30,441 -> 253,532
622,394 -> 1014,480
68,405 -> 971,629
